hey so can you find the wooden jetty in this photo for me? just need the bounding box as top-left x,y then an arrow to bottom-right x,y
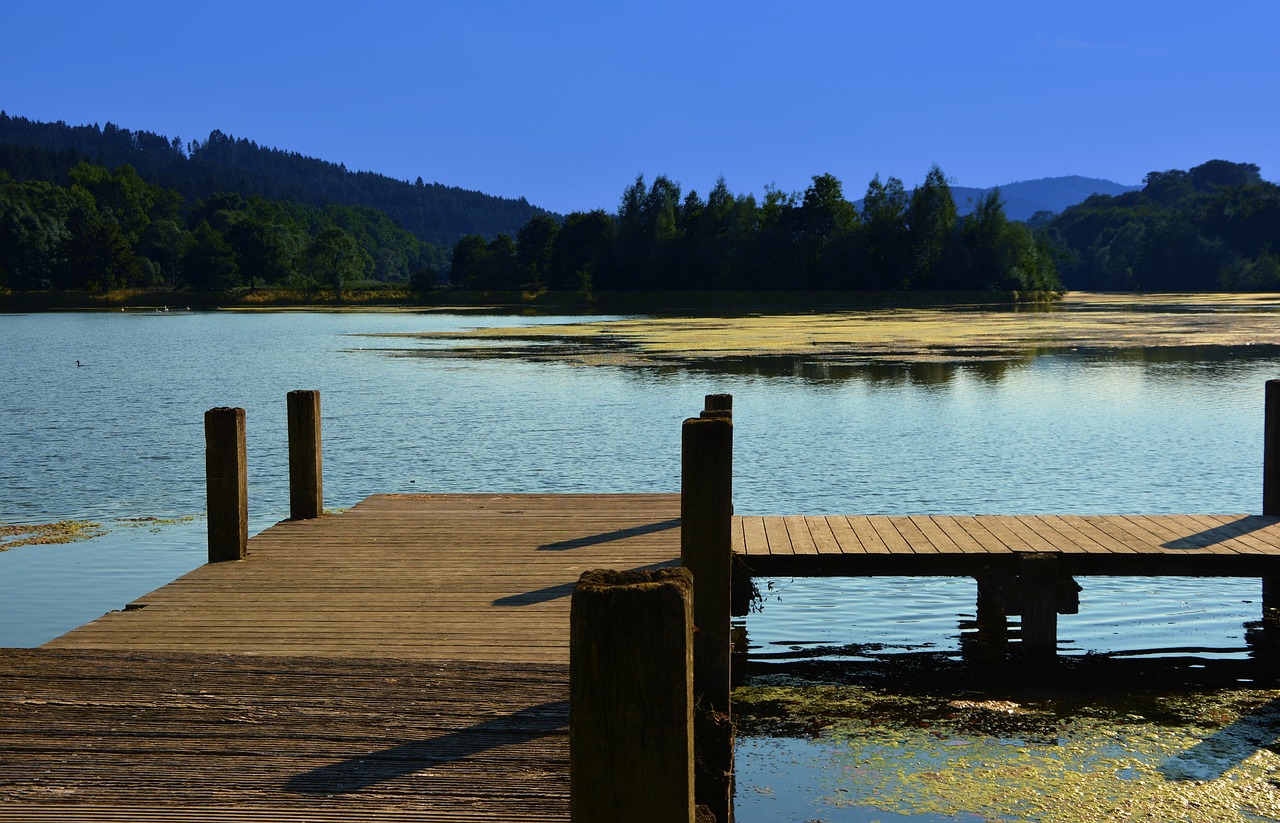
4,384 -> 1280,821
0,493 -> 682,821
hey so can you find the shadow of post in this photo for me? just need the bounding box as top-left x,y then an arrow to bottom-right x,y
285,699 -> 569,795
537,518 -> 680,551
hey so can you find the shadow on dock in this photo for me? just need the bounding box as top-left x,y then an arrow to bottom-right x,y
537,517 -> 680,551
492,560 -> 678,606
1163,515 -> 1277,549
285,700 -> 569,796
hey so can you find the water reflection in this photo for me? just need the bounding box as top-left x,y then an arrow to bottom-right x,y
659,344 -> 1280,386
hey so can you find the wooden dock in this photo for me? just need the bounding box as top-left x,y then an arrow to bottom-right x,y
1,493 -> 681,821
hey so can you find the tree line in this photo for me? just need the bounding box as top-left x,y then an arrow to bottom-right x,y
0,112 -> 554,248
0,161 -> 443,294
448,165 -> 1062,294
1040,160 -> 1280,290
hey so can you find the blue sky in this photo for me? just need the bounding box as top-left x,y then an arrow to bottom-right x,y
2,0 -> 1276,214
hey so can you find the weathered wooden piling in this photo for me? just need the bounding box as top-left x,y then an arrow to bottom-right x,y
682,414 -> 734,823
287,390 -> 323,520
1264,380 -> 1280,615
701,393 -> 733,419
1266,380 -> 1279,517
205,407 -> 247,563
1018,553 -> 1058,657
570,568 -> 695,823
681,415 -> 733,711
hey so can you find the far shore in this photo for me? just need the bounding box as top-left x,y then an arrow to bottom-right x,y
1,287 -> 1061,314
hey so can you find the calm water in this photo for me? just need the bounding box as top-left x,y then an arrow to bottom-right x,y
1,311 -> 1278,655
4,310 -> 1280,821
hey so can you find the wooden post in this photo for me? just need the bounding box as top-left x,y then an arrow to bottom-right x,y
682,415 -> 734,823
1264,381 -> 1280,616
1019,553 -> 1058,658
702,393 -> 733,419
570,568 -> 694,823
682,416 -> 733,711
287,390 -> 323,520
205,407 -> 247,563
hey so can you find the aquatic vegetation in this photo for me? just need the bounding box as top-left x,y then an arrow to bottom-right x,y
735,681 -> 1280,822
114,515 -> 197,534
0,520 -> 107,550
0,515 -> 200,550
401,292 -> 1280,368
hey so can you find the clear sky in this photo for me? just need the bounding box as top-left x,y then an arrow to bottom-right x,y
2,0 -> 1275,214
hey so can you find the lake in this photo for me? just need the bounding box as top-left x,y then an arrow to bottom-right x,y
3,308 -> 1279,819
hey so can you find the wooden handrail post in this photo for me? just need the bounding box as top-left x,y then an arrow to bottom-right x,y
205,407 -> 247,563
570,568 -> 694,823
287,390 -> 323,520
1263,381 -> 1279,617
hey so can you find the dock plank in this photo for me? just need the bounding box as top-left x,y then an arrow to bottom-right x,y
866,516 -> 915,554
762,516 -> 795,556
783,515 -> 820,555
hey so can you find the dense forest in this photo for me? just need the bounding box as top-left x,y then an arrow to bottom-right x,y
1041,160 -> 1280,290
0,161 -> 443,293
449,166 -> 1063,294
2,111 -> 1275,297
0,113 -> 553,248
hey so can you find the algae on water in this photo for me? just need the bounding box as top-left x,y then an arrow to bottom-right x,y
0,515 -> 197,550
0,520 -> 108,550
734,682 -> 1280,823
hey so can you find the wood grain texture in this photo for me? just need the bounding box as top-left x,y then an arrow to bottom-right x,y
735,513 -> 1280,564
47,494 -> 682,662
0,649 -> 569,820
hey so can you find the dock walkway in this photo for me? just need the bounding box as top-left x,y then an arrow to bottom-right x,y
735,513 -> 1280,577
45,493 -> 682,661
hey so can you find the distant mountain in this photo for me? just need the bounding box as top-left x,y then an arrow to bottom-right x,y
0,112 -> 556,248
857,175 -> 1141,222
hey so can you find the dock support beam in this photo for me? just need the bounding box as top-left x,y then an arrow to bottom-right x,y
1265,381 -> 1280,617
205,407 -> 247,563
1019,553 -> 1058,658
287,390 -> 323,520
571,568 -> 695,823
682,414 -> 734,822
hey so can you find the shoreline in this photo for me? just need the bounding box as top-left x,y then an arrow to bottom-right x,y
1,287 -> 1062,314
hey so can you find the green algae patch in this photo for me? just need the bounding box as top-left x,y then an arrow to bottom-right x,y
0,515 -> 201,550
0,520 -> 108,550
394,292 -> 1280,369
734,682 -> 1280,822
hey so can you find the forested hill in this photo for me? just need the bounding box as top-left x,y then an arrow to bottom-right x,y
1042,160 -> 1280,290
0,112 -> 554,247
